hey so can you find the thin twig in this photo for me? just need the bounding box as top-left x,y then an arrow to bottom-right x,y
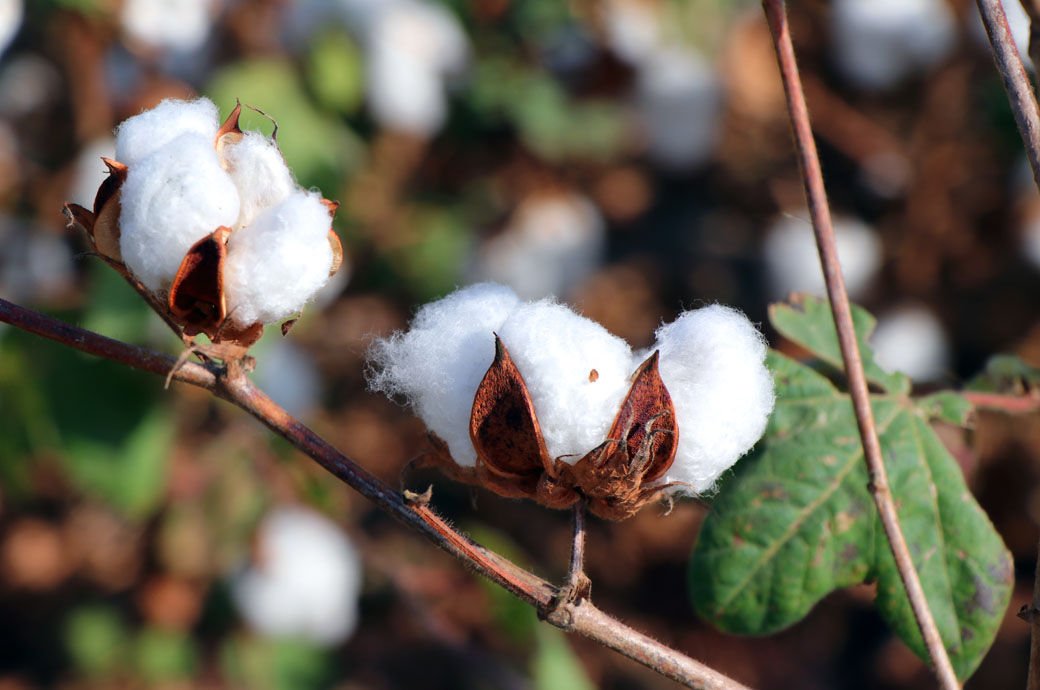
962,391 -> 1040,414
1018,0 -> 1040,83
761,2 -> 960,688
978,0 -> 1040,190
0,297 -> 750,690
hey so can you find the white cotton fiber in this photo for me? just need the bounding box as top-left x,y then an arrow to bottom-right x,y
221,131 -> 297,229
497,300 -> 633,462
114,98 -> 219,166
367,283 -> 521,467
649,305 -> 774,494
119,132 -> 240,292
231,506 -> 362,646
223,190 -> 334,327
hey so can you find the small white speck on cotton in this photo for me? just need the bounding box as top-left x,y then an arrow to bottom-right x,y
651,305 -> 774,494
119,132 -> 240,292
497,300 -> 633,461
367,283 -> 521,467
223,190 -> 333,327
221,131 -> 297,229
114,97 -> 219,166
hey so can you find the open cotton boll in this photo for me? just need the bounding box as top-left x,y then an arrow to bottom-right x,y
650,305 -> 773,494
367,283 -> 521,467
497,301 -> 633,461
871,304 -> 950,383
231,506 -> 362,646
474,192 -> 605,300
763,212 -> 881,300
831,0 -> 955,91
221,131 -> 297,229
223,191 -> 333,327
114,97 -> 219,166
119,133 -> 240,292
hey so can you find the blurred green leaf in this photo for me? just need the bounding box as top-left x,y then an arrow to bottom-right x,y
770,293 -> 911,395
133,628 -> 198,683
690,303 -> 1013,680
80,262 -> 151,343
468,524 -> 539,645
206,59 -> 363,192
532,626 -> 595,690
64,605 -> 128,678
222,635 -> 334,690
967,354 -> 1040,394
391,206 -> 471,300
306,30 -> 365,115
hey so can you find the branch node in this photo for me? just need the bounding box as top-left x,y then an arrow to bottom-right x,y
404,485 -> 434,506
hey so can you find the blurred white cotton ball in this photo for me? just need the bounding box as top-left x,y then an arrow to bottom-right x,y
762,212 -> 882,301
114,97 -> 220,166
871,304 -> 950,382
121,0 -> 219,52
474,192 -> 605,300
649,305 -> 774,494
636,48 -> 722,170
0,55 -> 62,117
253,339 -> 322,419
497,300 -> 633,461
231,506 -> 362,646
119,132 -> 240,292
831,0 -> 956,91
0,218 -> 75,304
367,283 -> 521,467
223,190 -> 334,327
602,0 -> 662,65
0,0 -> 21,58
366,0 -> 468,136
68,138 -> 116,209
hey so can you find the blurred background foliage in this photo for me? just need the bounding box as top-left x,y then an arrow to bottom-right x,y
1,0 -> 1040,688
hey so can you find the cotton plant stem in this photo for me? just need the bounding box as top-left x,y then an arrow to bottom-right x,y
0,298 -> 749,690
760,2 -> 960,688
978,0 -> 1040,190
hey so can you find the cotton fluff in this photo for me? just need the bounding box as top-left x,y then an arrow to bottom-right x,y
762,212 -> 881,301
649,306 -> 774,494
223,191 -> 333,327
119,132 -> 240,291
231,506 -> 362,646
367,283 -> 521,467
474,192 -> 605,300
221,131 -> 297,229
497,301 -> 633,461
831,0 -> 955,91
871,304 -> 950,383
114,98 -> 220,166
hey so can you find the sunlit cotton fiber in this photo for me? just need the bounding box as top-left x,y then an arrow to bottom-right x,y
223,191 -> 334,327
231,506 -> 362,646
648,305 -> 774,494
220,130 -> 297,229
119,132 -> 240,292
367,283 -> 521,467
114,97 -> 219,166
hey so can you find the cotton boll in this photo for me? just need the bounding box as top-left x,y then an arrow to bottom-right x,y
231,506 -> 362,646
221,131 -> 297,229
602,0 -> 663,66
636,48 -> 722,170
114,97 -> 219,166
497,301 -> 633,461
367,283 -> 521,467
650,305 -> 773,494
0,55 -> 62,117
119,132 -> 241,292
474,192 -> 605,300
0,0 -> 21,58
121,0 -> 218,52
762,212 -> 881,301
831,0 -> 956,91
223,191 -> 334,327
871,304 -> 950,383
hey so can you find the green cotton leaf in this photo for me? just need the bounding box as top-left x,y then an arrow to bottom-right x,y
220,635 -> 333,690
133,628 -> 198,683
532,626 -> 595,690
689,351 -> 1012,680
64,605 -> 129,678
967,354 -> 1040,394
770,293 -> 911,395
305,30 -> 364,115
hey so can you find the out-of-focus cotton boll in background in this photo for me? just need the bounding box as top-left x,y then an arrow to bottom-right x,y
0,218 -> 75,305
762,212 -> 882,301
0,0 -> 21,58
636,48 -> 722,170
0,54 -> 62,118
252,338 -> 322,420
120,0 -> 221,52
871,304 -> 951,382
231,507 -> 362,647
830,0 -> 956,91
601,0 -> 663,66
366,0 -> 468,136
473,191 -> 605,300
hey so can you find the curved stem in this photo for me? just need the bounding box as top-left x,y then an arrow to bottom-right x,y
761,2 -> 960,688
0,297 -> 749,690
